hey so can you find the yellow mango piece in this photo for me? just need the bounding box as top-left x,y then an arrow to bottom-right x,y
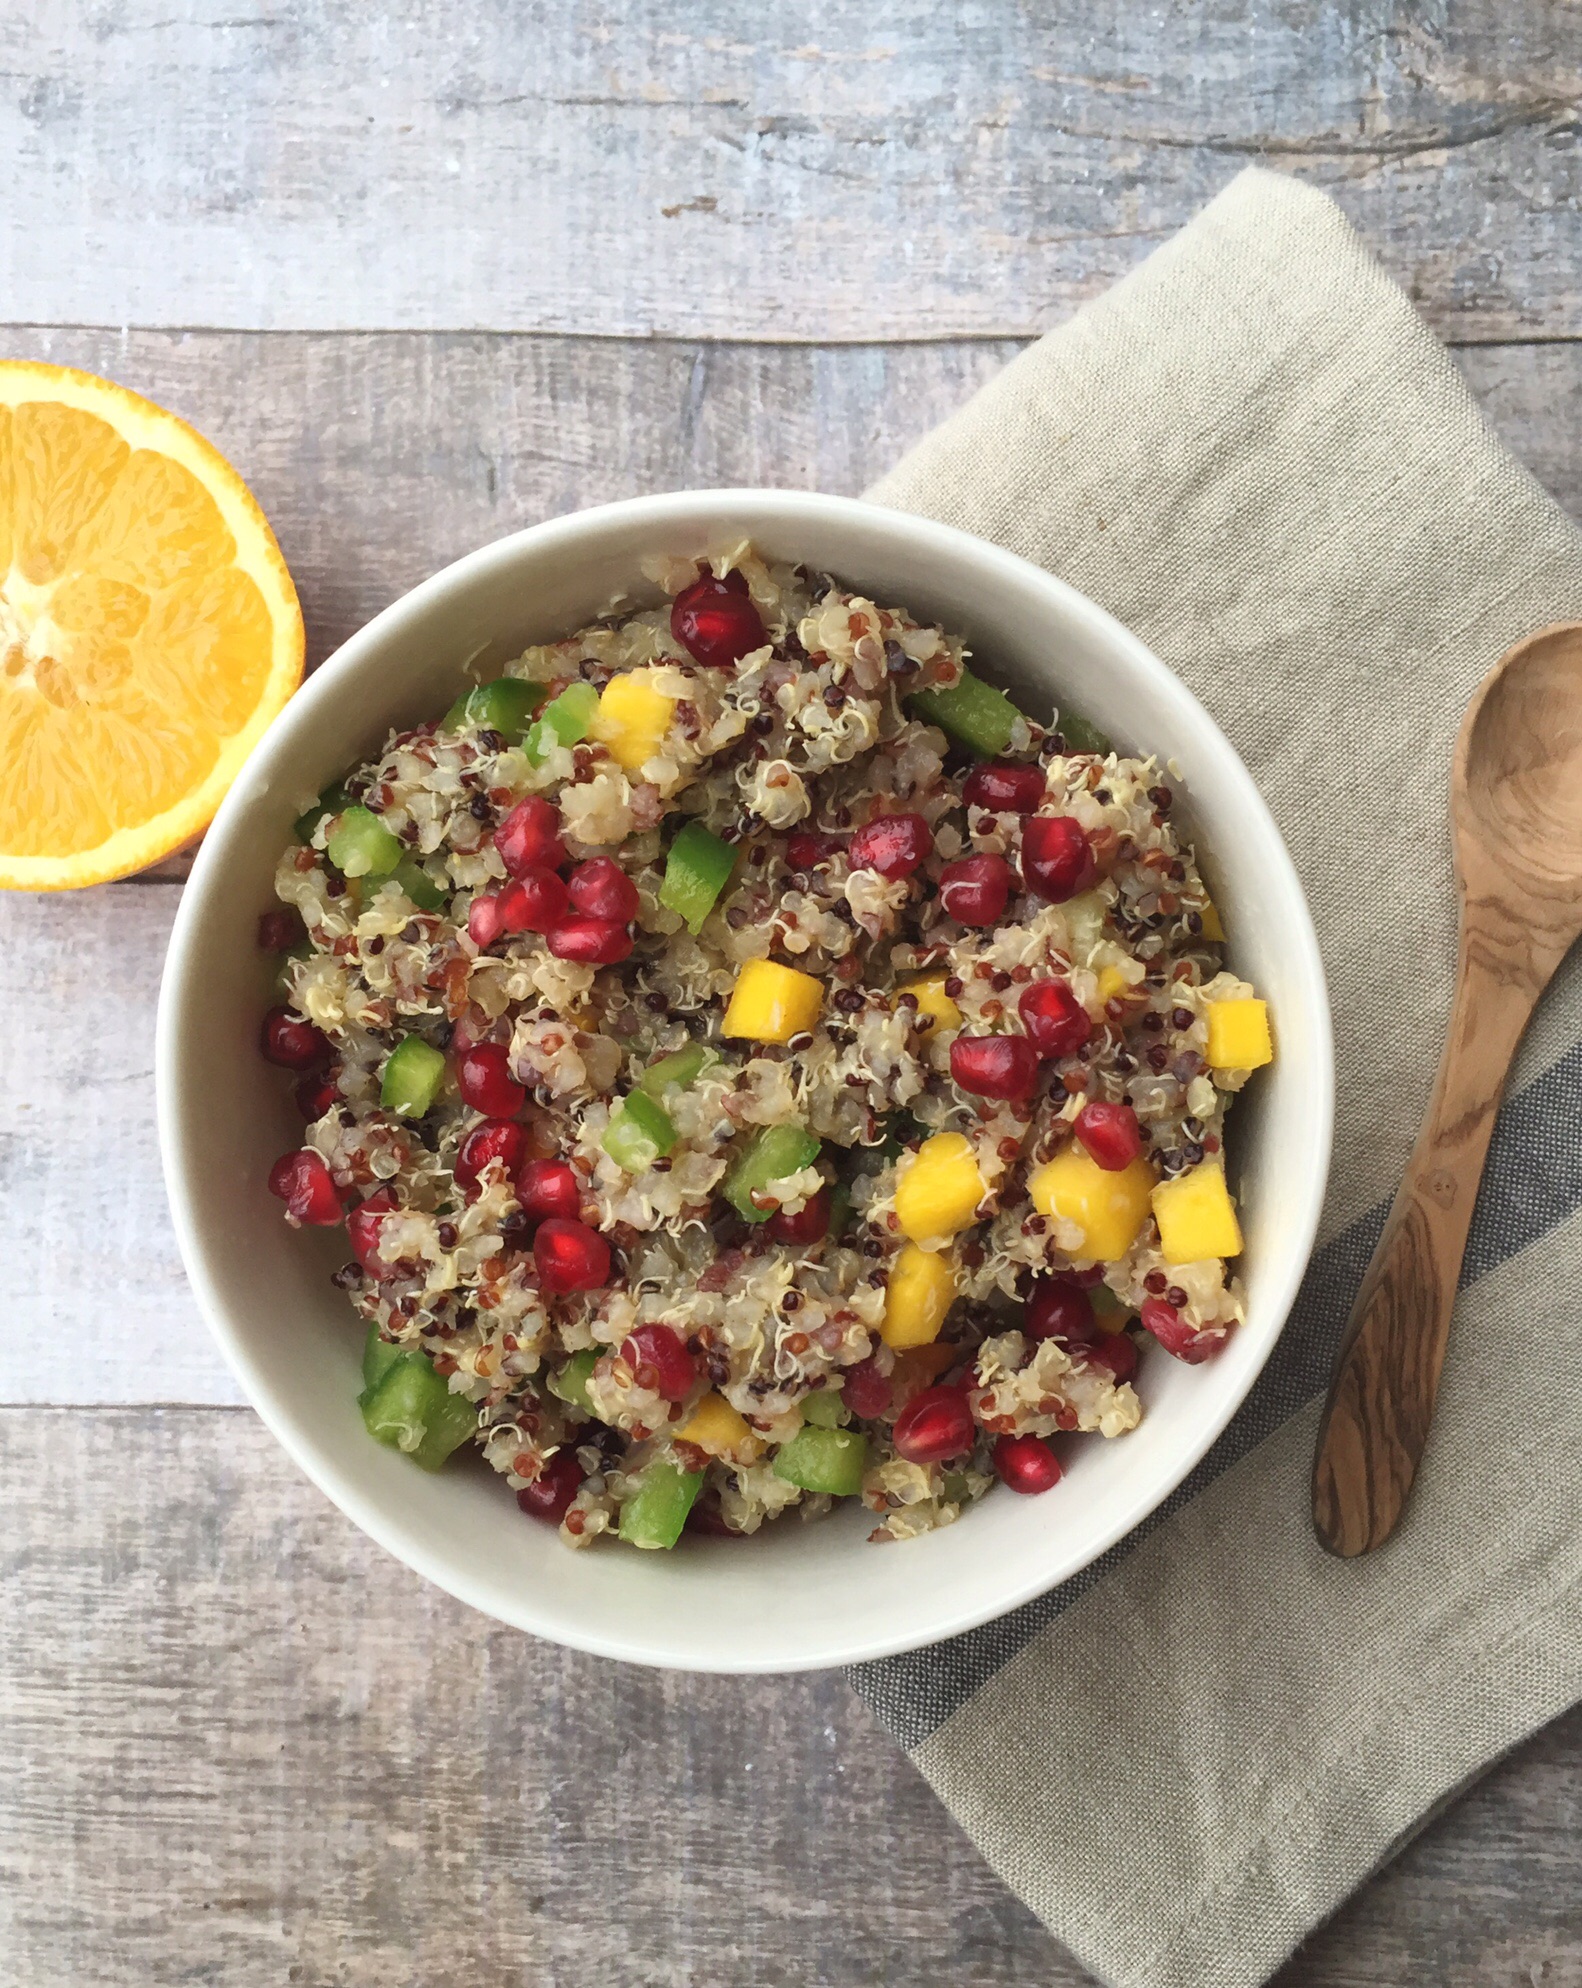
722,957 -> 824,1044
1095,964 -> 1133,1008
676,1391 -> 755,1459
1199,896 -> 1226,942
894,1131 -> 987,1244
591,670 -> 676,771
1028,1147 -> 1155,1262
1206,997 -> 1272,1071
881,1243 -> 957,1348
1152,1161 -> 1243,1265
904,973 -> 963,1036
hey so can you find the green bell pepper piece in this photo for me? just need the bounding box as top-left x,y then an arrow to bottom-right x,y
772,1425 -> 867,1497
601,1090 -> 678,1171
360,1353 -> 478,1470
1056,708 -> 1113,755
360,1322 -> 406,1400
524,681 -> 600,763
443,676 -> 546,743
722,1123 -> 822,1224
391,856 -> 447,912
547,1348 -> 600,1419
799,1387 -> 850,1430
907,669 -> 1022,758
617,1458 -> 705,1550
659,820 -> 738,934
639,1041 -> 720,1095
326,805 -> 403,878
380,1035 -> 446,1118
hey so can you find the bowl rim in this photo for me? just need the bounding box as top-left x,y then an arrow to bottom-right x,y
157,487 -> 1334,1671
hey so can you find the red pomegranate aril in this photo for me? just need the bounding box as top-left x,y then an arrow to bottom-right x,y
496,796 -> 568,877
938,853 -> 1013,927
346,1187 -> 397,1269
260,1005 -> 329,1071
1019,978 -> 1093,1059
620,1322 -> 696,1400
534,1217 -> 612,1295
671,570 -> 767,669
848,811 -> 932,879
456,1118 -> 528,1194
567,855 -> 640,923
1140,1298 -> 1218,1363
993,1433 -> 1064,1495
517,1449 -> 583,1525
1024,1277 -> 1101,1345
267,1149 -> 342,1226
547,915 -> 634,965
840,1356 -> 892,1421
257,908 -> 302,952
950,1033 -> 1042,1101
456,1042 -> 526,1117
468,891 -> 508,949
963,760 -> 1047,815
1084,1333 -> 1139,1384
294,1071 -> 339,1121
1021,814 -> 1093,903
499,868 -> 569,934
515,1158 -> 583,1224
1074,1100 -> 1144,1171
787,830 -> 838,871
768,1185 -> 831,1246
892,1384 -> 976,1465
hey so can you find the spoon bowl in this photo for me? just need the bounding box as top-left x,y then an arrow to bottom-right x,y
1459,626 -> 1582,889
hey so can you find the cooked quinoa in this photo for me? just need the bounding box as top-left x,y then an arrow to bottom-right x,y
258,542 -> 1273,1551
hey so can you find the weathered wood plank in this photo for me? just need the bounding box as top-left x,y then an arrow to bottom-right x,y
0,1 -> 1578,341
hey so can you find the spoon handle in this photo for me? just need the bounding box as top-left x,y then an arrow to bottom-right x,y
1311,926 -> 1542,1557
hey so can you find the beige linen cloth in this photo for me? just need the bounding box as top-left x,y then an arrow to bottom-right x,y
847,167 -> 1582,1988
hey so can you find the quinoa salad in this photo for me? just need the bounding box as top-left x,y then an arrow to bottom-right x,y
258,543 -> 1275,1550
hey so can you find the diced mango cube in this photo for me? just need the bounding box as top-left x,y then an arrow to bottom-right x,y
1206,998 -> 1272,1071
1028,1148 -> 1155,1262
894,1131 -> 987,1244
591,671 -> 677,772
1095,964 -> 1132,1008
676,1391 -> 756,1460
881,1243 -> 957,1348
904,973 -> 963,1036
1151,1161 -> 1243,1265
722,958 -> 824,1044
1199,896 -> 1226,942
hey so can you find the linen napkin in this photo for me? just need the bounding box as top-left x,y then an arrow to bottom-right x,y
848,166 -> 1582,1988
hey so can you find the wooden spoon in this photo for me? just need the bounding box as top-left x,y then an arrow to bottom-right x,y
1312,623 -> 1582,1557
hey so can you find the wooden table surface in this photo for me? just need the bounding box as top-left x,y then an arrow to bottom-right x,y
3,6 -> 1580,1983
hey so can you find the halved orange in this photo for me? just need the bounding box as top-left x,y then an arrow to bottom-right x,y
0,362 -> 304,889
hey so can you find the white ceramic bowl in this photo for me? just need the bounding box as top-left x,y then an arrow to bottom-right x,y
158,490 -> 1332,1673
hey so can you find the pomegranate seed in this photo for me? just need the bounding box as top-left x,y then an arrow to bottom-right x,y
768,1185 -> 831,1246
993,1433 -> 1064,1495
950,1033 -> 1041,1101
547,915 -> 634,965
468,892 -> 507,949
1085,1333 -> 1139,1383
260,1005 -> 329,1071
787,830 -> 839,871
938,853 -> 1013,927
266,1149 -> 341,1225
1025,1277 -> 1101,1345
621,1322 -> 696,1400
517,1449 -> 583,1525
848,812 -> 932,879
456,1118 -> 527,1195
1021,815 -> 1093,902
515,1158 -> 582,1224
294,1071 -> 338,1121
963,760 -> 1046,814
840,1357 -> 892,1421
1019,978 -> 1092,1058
1074,1100 -> 1144,1171
671,570 -> 767,669
346,1186 -> 397,1269
892,1384 -> 976,1465
496,796 -> 568,877
456,1043 -> 526,1117
567,855 -> 640,923
535,1217 -> 612,1295
1140,1298 -> 1218,1363
257,908 -> 302,951
499,868 -> 569,933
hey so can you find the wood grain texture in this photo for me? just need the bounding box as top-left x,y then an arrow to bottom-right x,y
0,1 -> 1579,340
0,1406 -> 1577,1988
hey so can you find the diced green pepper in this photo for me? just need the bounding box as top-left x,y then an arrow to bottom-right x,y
391,856 -> 447,912
617,1458 -> 705,1550
826,1179 -> 853,1241
799,1387 -> 850,1429
547,1348 -> 600,1419
380,1035 -> 446,1118
772,1425 -> 867,1496
723,1123 -> 822,1224
525,681 -> 600,763
443,677 -> 547,743
360,1354 -> 478,1470
601,1090 -> 678,1171
326,805 -> 403,878
293,779 -> 351,846
639,1041 -> 720,1095
659,820 -> 738,934
1056,708 -> 1113,755
360,1321 -> 406,1400
907,669 -> 1022,758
